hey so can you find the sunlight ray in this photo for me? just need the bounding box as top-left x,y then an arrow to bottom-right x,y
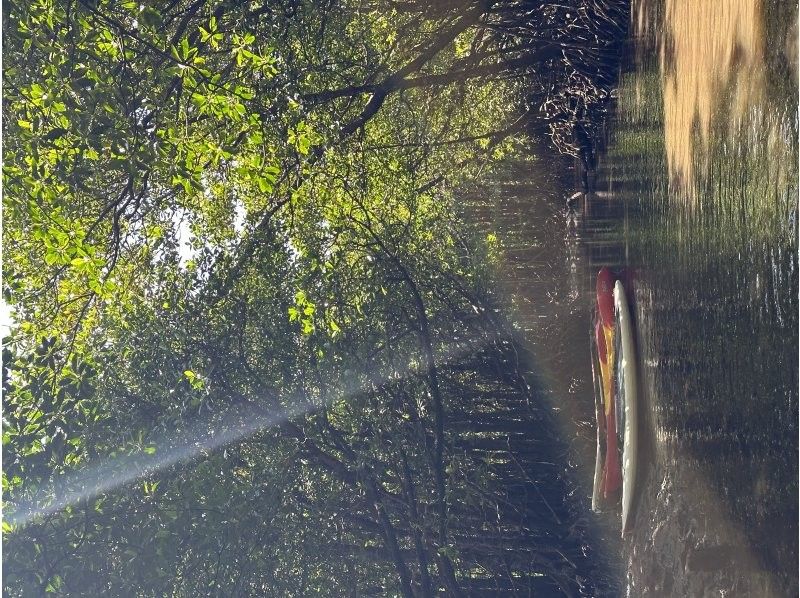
6,336 -> 489,528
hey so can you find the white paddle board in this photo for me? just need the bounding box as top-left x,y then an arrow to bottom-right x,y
614,280 -> 638,534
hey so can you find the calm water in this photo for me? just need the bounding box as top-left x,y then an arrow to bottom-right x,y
463,0 -> 798,594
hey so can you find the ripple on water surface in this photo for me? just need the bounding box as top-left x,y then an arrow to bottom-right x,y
607,0 -> 798,595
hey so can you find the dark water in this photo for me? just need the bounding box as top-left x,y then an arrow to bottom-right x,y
606,2 -> 798,594
460,154 -> 629,590
462,0 -> 798,594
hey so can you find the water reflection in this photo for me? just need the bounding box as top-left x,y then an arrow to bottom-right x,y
461,0 -> 797,594
633,0 -> 798,196
606,0 -> 798,594
459,156 -> 633,592
660,0 -> 765,187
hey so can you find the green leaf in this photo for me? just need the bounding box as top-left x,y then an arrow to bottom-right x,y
44,128 -> 68,141
140,7 -> 163,29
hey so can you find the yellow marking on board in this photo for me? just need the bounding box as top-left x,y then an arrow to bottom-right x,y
600,324 -> 615,416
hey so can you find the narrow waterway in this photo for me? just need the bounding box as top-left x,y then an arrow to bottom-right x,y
610,1 -> 797,594
461,0 -> 797,594
460,151 -> 629,591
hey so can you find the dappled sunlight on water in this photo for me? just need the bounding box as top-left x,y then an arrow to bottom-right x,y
454,2 -> 796,593
633,0 -> 797,196
597,1 -> 797,592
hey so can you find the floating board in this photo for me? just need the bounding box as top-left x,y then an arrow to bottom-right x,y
614,280 -> 638,534
591,430 -> 604,513
589,337 -> 604,513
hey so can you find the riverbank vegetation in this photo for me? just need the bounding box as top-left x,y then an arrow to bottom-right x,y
3,1 -> 628,594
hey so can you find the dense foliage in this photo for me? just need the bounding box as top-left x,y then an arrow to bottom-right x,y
3,0 -> 626,595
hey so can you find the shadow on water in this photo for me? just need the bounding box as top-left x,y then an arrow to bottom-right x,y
460,0 -> 797,594
459,151 -> 629,592
606,0 -> 798,595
